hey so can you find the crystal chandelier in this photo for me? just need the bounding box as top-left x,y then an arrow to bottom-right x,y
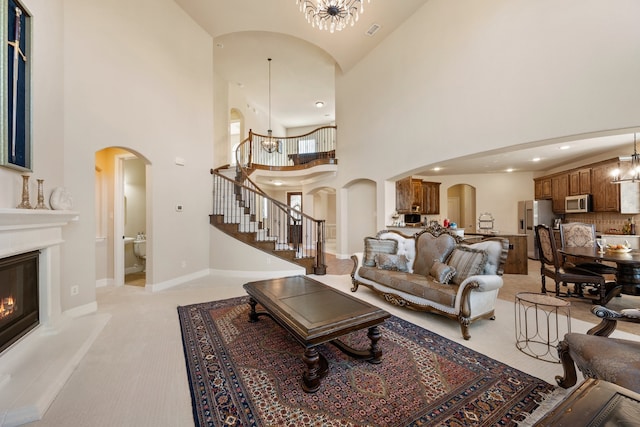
611,133 -> 640,184
262,58 -> 280,153
296,0 -> 370,33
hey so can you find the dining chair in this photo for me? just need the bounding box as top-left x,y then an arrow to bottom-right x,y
535,224 -> 613,304
559,222 -> 617,289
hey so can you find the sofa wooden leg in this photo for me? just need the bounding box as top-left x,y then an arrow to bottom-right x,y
350,280 -> 359,292
459,318 -> 471,340
555,339 -> 578,388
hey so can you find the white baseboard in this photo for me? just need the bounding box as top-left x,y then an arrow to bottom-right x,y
145,269 -> 210,292
208,268 -> 304,279
64,301 -> 98,318
95,278 -> 113,288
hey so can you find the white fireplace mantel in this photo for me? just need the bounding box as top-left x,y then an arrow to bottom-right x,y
0,208 -> 79,259
0,208 -> 110,426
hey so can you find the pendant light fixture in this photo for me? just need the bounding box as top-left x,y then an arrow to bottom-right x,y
611,133 -> 640,184
262,58 -> 280,153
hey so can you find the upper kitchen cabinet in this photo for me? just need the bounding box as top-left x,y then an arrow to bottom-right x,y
395,176 -> 413,213
592,162 -> 620,212
568,168 -> 591,195
421,181 -> 440,214
396,177 -> 440,214
551,174 -> 569,213
396,176 -> 423,213
534,177 -> 552,199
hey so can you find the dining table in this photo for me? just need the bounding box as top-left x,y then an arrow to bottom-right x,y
558,246 -> 640,297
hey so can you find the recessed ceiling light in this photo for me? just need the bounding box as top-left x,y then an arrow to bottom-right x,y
432,167 -> 441,172
315,101 -> 324,108
272,180 -> 283,186
559,145 -> 571,150
532,157 -> 541,162
506,168 -> 514,173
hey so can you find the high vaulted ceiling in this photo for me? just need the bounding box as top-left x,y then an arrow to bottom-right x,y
175,0 -> 637,176
174,0 -> 429,128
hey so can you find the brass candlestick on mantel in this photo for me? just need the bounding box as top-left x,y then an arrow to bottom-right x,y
35,179 -> 49,209
16,174 -> 32,209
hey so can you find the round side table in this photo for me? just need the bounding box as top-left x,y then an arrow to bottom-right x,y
514,292 -> 571,363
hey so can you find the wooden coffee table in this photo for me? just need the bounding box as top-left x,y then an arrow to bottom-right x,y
243,275 -> 390,393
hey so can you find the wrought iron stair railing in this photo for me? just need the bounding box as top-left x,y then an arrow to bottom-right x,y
210,168 -> 327,275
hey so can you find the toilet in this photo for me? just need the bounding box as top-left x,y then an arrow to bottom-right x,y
133,239 -> 146,272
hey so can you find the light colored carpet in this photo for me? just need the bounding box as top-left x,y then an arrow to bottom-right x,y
26,269 -> 639,427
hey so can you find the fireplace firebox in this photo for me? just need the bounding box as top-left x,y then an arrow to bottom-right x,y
0,250 -> 39,354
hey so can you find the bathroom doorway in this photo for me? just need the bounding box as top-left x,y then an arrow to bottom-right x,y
94,148 -> 149,289
120,156 -> 147,286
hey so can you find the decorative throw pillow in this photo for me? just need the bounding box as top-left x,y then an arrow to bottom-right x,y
363,237 -> 398,267
375,253 -> 409,272
446,246 -> 488,285
429,260 -> 456,284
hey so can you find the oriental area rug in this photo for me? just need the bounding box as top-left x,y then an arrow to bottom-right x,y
178,296 -> 558,427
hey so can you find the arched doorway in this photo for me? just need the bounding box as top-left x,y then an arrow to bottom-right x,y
447,184 -> 477,233
95,147 -> 151,288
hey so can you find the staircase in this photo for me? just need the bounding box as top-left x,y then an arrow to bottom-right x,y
210,167 -> 325,275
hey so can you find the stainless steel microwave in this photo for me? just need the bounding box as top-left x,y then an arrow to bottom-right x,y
565,194 -> 591,213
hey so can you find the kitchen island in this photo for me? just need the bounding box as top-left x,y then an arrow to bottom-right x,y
464,232 -> 528,275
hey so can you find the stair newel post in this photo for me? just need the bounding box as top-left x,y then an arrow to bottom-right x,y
314,219 -> 327,275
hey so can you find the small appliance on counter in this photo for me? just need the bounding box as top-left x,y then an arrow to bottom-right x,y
404,213 -> 421,226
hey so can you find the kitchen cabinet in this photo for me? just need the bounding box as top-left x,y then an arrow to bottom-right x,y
395,176 -> 413,213
551,174 -> 568,213
421,181 -> 440,214
396,177 -> 425,213
412,179 -> 423,211
396,177 -> 440,214
501,234 -> 528,275
465,233 -> 527,274
534,177 -> 552,199
568,168 -> 591,195
592,163 -> 620,212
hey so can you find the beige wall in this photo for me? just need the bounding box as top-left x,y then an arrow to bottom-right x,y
3,0 -> 640,310
326,0 -> 640,255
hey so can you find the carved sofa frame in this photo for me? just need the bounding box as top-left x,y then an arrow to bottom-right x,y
350,225 -> 509,340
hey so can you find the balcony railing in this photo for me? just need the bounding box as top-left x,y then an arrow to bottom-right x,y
236,126 -> 337,170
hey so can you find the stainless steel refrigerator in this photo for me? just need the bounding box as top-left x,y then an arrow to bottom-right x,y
517,200 -> 555,259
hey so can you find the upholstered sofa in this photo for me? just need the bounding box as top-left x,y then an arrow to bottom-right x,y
350,225 -> 509,340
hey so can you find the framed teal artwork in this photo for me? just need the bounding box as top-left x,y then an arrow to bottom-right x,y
0,0 -> 31,171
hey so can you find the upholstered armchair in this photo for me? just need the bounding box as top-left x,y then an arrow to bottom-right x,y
556,305 -> 640,393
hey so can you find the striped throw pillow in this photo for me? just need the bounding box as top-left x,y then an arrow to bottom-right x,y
447,246 -> 488,285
